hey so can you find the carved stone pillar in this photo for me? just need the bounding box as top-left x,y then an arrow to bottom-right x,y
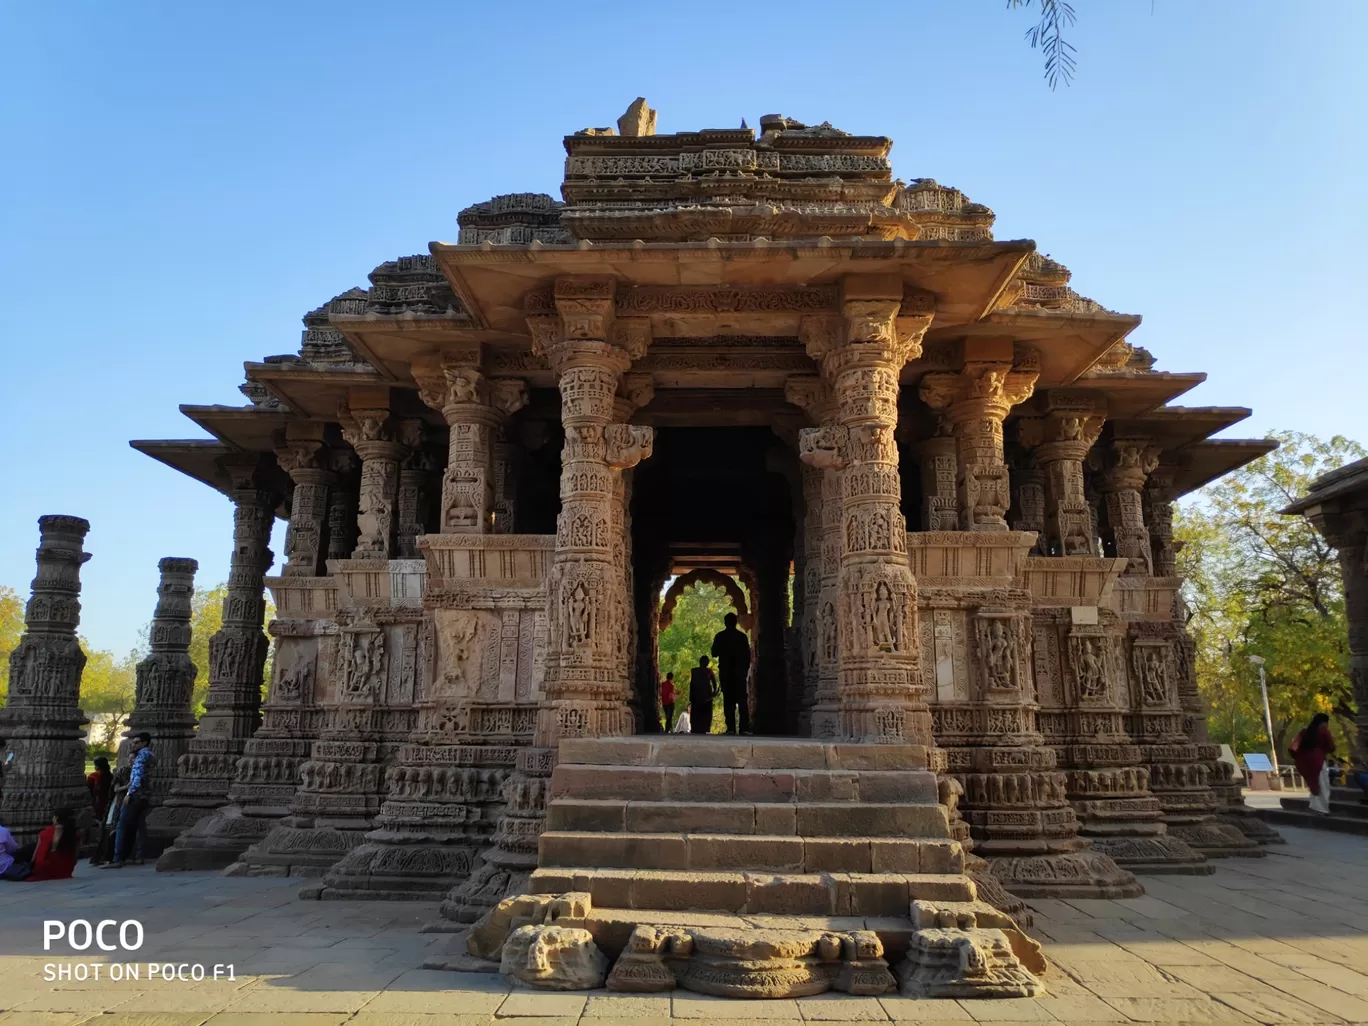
1100,440 -> 1160,575
155,462 -> 278,869
1018,401 -> 1105,557
1009,465 -> 1046,552
341,405 -> 406,559
0,516 -> 94,843
921,348 -> 1039,532
915,423 -> 960,532
440,276 -> 652,924
396,420 -> 436,559
1143,467 -> 1179,578
128,557 -> 200,857
326,451 -> 359,560
799,278 -> 932,743
787,377 -> 840,736
278,440 -> 333,577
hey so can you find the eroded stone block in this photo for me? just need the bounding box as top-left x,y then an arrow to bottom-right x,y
501,923 -> 608,990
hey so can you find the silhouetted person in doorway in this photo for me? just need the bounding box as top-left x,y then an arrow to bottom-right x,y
711,612 -> 751,735
689,656 -> 717,734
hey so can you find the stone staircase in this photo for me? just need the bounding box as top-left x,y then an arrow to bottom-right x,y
1257,787 -> 1368,836
528,736 -> 976,921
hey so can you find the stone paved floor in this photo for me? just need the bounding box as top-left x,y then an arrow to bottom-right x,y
2,820 -> 1366,1025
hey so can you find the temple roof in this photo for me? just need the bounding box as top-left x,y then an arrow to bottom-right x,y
133,99 -> 1273,500
1283,456 -> 1368,514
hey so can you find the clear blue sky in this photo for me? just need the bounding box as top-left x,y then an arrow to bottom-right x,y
2,1 -> 1364,657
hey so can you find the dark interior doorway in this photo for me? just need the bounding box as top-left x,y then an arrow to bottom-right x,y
630,426 -> 797,735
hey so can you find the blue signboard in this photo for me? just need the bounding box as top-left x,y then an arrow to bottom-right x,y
1243,753 -> 1274,773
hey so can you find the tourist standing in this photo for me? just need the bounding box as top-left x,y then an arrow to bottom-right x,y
106,733 -> 156,867
660,672 -> 677,731
87,756 -> 113,825
1290,713 -> 1336,815
689,656 -> 718,735
711,613 -> 751,735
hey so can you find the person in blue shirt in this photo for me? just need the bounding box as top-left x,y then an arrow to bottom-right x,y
105,733 -> 156,868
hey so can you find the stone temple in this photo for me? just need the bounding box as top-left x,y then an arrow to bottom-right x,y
94,101 -> 1283,994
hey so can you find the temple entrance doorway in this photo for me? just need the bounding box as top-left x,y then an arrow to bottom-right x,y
630,426 -> 798,736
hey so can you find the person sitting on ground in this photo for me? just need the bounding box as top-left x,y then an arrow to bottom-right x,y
3,808 -> 80,882
689,656 -> 718,735
0,823 -> 20,879
28,808 -> 80,881
1290,713 -> 1335,816
672,703 -> 692,734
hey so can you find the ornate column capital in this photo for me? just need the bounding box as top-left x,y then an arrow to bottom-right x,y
274,439 -> 335,486
1018,395 -> 1106,466
338,405 -> 407,463
1101,439 -> 1161,494
526,278 -> 651,375
799,279 -> 935,375
920,361 -> 1039,424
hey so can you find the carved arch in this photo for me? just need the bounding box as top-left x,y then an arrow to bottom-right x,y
657,569 -> 752,633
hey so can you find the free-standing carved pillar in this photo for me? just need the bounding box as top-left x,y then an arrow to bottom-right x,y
278,440 -> 333,576
799,279 -> 932,744
440,277 -> 652,924
155,461 -> 277,870
921,348 -> 1039,532
128,557 -> 199,856
340,405 -> 406,559
1100,440 -> 1160,575
1009,465 -> 1046,553
0,516 -> 93,843
1018,401 -> 1105,557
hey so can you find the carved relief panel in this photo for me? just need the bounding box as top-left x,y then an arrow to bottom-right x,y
270,637 -> 318,706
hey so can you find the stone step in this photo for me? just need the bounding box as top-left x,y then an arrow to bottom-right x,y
539,830 -> 965,875
559,737 -> 931,771
529,866 -> 976,917
1280,797 -> 1368,820
549,763 -> 940,806
1255,807 -> 1368,837
545,799 -> 950,838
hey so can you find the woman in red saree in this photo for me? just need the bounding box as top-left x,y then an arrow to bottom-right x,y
1291,713 -> 1335,815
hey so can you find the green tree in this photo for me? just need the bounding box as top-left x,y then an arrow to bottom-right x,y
79,644 -> 139,752
657,581 -> 749,733
1176,431 -> 1365,764
0,585 -> 23,705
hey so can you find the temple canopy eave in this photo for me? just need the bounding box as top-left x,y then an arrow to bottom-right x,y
429,237 -> 1035,336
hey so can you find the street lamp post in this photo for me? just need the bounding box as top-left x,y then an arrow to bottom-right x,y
1248,654 -> 1279,776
